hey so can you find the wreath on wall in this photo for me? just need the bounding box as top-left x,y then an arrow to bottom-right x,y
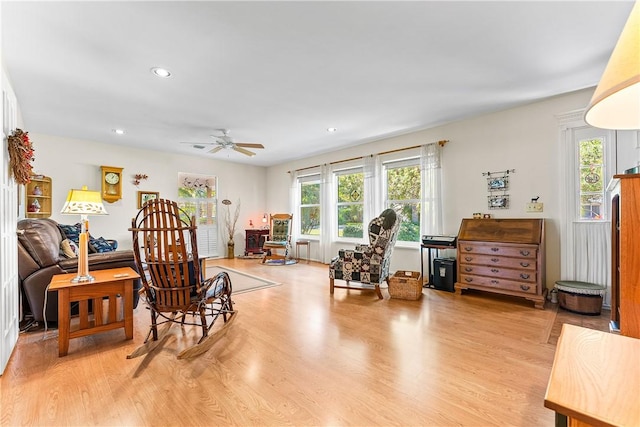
7,128 -> 34,185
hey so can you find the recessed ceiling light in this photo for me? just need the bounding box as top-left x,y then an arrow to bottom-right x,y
327,127 -> 337,133
151,67 -> 171,78
113,129 -> 125,135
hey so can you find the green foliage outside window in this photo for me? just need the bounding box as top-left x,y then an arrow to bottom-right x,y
177,176 -> 217,226
337,172 -> 364,238
300,181 -> 321,235
578,138 -> 604,220
387,164 -> 421,242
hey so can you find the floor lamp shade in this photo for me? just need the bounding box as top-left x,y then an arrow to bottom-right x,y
585,1 -> 640,130
61,186 -> 108,283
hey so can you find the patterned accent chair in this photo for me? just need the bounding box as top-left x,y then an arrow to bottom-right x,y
262,213 -> 293,263
329,209 -> 400,299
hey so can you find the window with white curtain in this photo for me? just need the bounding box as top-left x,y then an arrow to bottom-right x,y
298,174 -> 321,237
558,112 -> 615,306
383,158 -> 421,242
177,172 -> 218,257
577,135 -> 606,220
335,167 -> 364,239
290,143 -> 442,262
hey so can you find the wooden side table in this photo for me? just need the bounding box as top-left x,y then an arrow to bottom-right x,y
295,240 -> 310,263
544,324 -> 640,426
48,267 -> 140,356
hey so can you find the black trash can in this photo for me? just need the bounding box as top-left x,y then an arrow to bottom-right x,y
433,258 -> 456,292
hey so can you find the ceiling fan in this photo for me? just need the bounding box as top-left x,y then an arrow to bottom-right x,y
182,129 -> 265,157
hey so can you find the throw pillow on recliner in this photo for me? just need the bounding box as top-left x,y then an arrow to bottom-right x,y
58,223 -> 116,253
58,223 -> 82,245
60,238 -> 78,258
89,236 -> 116,253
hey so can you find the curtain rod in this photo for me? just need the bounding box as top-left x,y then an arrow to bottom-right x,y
289,140 -> 449,174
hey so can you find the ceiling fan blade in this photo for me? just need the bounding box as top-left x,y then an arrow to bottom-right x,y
235,143 -> 264,149
209,146 -> 224,154
233,146 -> 256,157
180,141 -> 217,145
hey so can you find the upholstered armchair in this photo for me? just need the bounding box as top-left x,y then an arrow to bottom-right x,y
329,208 -> 400,299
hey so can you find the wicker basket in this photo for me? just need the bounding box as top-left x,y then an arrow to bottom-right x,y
389,271 -> 422,300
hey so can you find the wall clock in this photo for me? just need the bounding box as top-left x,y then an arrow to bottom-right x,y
100,165 -> 123,203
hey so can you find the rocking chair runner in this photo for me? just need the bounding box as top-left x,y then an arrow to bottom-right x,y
129,198 -> 236,359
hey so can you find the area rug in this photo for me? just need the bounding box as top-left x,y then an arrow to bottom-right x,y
206,265 -> 281,294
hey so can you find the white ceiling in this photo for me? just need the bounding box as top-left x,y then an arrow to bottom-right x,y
2,1 -> 634,167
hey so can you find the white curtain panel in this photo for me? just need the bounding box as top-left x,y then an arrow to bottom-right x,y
573,221 -> 611,306
363,154 -> 382,226
289,169 -> 299,244
420,143 -> 443,236
320,164 -> 335,263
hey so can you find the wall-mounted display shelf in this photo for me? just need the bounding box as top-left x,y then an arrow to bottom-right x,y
25,175 -> 52,218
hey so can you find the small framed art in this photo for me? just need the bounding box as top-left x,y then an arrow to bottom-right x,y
488,195 -> 509,209
137,191 -> 159,208
487,176 -> 508,191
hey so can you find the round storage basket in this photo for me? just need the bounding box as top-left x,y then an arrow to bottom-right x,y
555,280 -> 606,315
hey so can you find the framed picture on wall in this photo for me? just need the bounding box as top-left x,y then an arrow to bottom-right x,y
488,195 -> 509,209
137,191 -> 159,208
487,176 -> 509,191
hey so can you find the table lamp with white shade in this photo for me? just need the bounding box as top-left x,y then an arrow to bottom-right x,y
60,185 -> 108,283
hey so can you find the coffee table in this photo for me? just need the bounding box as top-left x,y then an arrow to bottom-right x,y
48,266 -> 140,356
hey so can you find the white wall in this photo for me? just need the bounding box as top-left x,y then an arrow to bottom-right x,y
28,87 -> 632,287
266,88 -> 600,288
29,134 -> 268,255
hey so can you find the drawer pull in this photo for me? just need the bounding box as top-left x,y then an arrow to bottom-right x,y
491,247 -> 499,252
491,258 -> 499,263
520,250 -> 530,256
491,268 -> 499,273
520,273 -> 530,279
464,267 -> 473,272
465,256 -> 472,262
465,277 -> 473,283
491,280 -> 499,284
520,262 -> 530,267
464,246 -> 473,252
520,285 -> 530,291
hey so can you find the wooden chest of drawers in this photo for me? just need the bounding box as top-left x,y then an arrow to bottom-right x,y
455,218 -> 546,309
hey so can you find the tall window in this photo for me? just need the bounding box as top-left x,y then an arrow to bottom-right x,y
578,137 -> 605,220
299,175 -> 321,237
177,173 -> 217,257
336,168 -> 364,239
384,159 -> 421,242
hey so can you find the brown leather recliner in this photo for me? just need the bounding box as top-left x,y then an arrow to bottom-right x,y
17,218 -> 141,324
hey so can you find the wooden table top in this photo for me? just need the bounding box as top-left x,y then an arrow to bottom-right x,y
544,324 -> 640,426
48,267 -> 140,291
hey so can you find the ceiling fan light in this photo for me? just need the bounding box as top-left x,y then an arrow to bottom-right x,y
150,67 -> 171,78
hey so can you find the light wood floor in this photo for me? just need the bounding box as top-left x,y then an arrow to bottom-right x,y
1,259 -> 609,426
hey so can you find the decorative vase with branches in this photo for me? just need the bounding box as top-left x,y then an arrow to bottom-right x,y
222,199 -> 240,258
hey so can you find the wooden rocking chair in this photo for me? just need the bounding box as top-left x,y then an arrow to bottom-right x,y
128,198 -> 236,359
262,213 -> 293,264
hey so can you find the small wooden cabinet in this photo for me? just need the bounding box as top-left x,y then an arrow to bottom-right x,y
456,218 -> 546,309
25,175 -> 52,218
609,173 -> 640,338
245,229 -> 269,255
